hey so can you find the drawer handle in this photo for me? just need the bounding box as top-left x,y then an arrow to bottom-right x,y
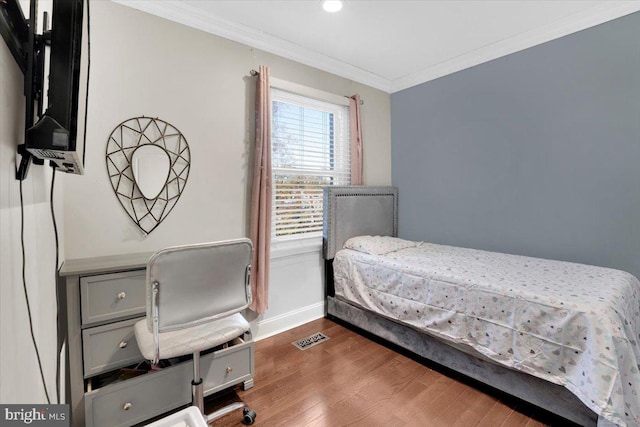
118,340 -> 128,349
117,291 -> 126,300
226,366 -> 233,374
122,402 -> 133,411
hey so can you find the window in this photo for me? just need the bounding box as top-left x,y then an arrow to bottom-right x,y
271,87 -> 350,240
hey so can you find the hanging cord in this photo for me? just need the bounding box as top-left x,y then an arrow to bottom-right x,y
50,169 -> 61,404
20,178 -> 51,404
15,0 -> 92,404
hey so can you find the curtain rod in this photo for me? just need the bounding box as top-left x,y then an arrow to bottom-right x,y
250,69 -> 364,105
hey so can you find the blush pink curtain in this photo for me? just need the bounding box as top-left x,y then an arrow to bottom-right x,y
349,94 -> 364,185
249,65 -> 272,314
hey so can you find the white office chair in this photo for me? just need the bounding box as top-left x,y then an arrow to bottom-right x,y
134,239 -> 257,425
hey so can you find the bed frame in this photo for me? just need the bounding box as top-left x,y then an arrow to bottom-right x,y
322,186 -> 598,426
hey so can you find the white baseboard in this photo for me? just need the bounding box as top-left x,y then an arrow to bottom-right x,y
251,301 -> 326,341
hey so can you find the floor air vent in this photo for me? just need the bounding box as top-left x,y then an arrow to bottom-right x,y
292,332 -> 329,350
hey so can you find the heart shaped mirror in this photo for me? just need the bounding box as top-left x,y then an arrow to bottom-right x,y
106,117 -> 190,234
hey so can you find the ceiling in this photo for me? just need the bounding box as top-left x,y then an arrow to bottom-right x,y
115,0 -> 640,93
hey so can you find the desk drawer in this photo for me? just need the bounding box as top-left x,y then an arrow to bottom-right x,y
84,339 -> 253,426
202,340 -> 254,395
82,318 -> 144,378
81,271 -> 146,326
85,364 -> 191,427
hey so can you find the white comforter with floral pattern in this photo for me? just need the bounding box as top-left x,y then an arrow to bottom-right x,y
333,236 -> 640,426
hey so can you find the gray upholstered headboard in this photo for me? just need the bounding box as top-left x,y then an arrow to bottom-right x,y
323,186 -> 398,259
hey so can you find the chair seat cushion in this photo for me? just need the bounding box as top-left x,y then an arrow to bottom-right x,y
134,313 -> 250,360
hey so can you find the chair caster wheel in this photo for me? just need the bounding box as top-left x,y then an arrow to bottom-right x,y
242,408 -> 257,425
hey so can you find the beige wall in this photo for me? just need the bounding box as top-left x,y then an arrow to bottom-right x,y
63,1 -> 391,259
0,0 -> 388,403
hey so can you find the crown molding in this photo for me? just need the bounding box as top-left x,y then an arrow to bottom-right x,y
113,1 -> 640,94
391,1 -> 640,92
112,0 -> 392,92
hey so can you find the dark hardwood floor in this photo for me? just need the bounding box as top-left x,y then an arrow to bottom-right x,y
206,318 -> 571,427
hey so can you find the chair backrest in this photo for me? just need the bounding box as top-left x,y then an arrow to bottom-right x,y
145,238 -> 253,332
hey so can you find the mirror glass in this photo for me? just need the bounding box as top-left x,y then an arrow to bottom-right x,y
132,145 -> 171,200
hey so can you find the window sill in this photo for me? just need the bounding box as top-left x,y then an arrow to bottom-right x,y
271,235 -> 323,259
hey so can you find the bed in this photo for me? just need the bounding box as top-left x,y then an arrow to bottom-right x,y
322,186 -> 640,427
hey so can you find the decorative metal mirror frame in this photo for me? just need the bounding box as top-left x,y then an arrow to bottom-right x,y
106,117 -> 191,234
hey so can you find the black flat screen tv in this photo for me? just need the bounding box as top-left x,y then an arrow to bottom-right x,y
25,0 -> 85,175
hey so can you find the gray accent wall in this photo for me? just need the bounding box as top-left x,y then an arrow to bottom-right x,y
391,12 -> 640,278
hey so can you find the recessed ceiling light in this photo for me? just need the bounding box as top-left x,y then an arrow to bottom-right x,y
323,0 -> 343,13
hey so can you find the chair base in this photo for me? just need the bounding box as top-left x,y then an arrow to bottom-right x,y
205,401 -> 256,425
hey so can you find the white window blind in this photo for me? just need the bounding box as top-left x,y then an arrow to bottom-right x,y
271,87 -> 350,239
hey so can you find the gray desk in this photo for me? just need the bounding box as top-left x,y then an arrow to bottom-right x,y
59,253 -> 254,427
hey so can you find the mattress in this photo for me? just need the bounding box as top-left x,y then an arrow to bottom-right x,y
333,236 -> 640,427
